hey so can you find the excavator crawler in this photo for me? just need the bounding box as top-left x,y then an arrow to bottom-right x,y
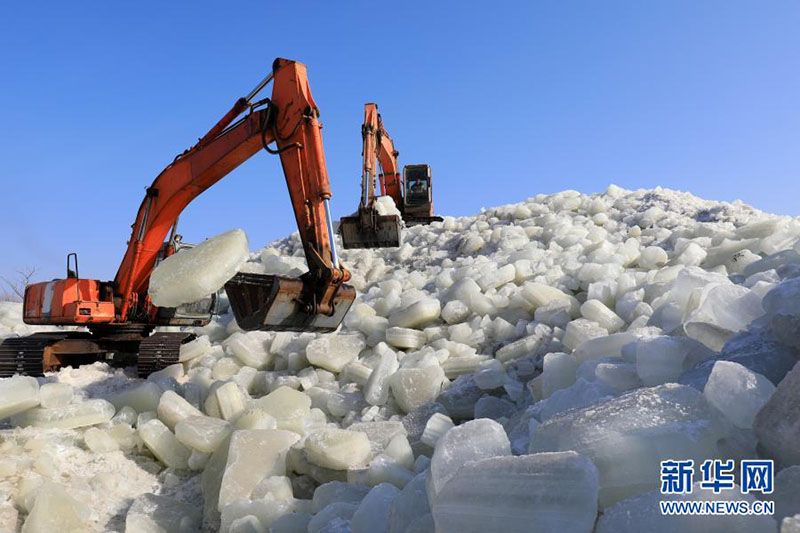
0,58 -> 355,378
340,103 -> 441,250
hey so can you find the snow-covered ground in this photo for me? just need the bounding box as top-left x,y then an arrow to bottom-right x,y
1,185 -> 800,532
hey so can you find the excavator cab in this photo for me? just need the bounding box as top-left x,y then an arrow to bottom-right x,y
402,164 -> 443,225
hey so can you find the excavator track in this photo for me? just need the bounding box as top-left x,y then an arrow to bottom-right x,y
137,332 -> 195,378
0,332 -> 80,377
404,215 -> 444,227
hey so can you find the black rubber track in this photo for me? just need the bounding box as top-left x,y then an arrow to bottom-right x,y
137,332 -> 195,378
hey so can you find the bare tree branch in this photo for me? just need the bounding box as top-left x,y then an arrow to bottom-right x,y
0,266 -> 37,302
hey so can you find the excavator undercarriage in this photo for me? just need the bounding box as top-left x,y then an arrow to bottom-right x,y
0,329 -> 196,378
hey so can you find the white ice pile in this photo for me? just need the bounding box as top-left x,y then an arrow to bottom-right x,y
1,185 -> 800,531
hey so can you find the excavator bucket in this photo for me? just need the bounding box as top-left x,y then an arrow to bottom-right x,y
339,213 -> 402,249
224,273 -> 356,333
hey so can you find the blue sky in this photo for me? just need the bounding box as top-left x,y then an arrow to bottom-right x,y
1,1 -> 799,282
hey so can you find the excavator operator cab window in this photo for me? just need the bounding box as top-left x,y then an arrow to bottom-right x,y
404,166 -> 430,205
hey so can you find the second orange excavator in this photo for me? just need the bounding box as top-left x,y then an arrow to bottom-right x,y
0,58 -> 355,378
340,103 -> 442,249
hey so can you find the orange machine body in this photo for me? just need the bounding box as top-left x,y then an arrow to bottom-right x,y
23,279 -> 115,325
22,58 -> 351,330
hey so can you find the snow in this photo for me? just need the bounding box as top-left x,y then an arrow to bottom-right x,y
1,185 -> 800,530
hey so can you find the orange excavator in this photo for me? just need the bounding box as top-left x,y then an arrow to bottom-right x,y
0,58 -> 355,378
339,103 -> 442,249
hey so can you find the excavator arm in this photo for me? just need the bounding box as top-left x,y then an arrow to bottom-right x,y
339,103 -> 403,249
372,105 -> 403,204
360,103 -> 403,206
114,58 -> 352,326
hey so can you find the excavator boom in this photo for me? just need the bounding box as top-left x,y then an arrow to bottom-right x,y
339,103 -> 402,249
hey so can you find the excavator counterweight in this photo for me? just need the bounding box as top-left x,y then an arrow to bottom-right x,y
0,58 -> 355,377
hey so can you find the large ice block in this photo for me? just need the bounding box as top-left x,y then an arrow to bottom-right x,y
754,361 -> 800,468
215,382 -> 247,421
530,384 -> 726,507
703,361 -> 775,429
581,299 -> 625,333
389,299 -> 442,329
13,398 -> 115,429
175,415 -> 232,453
218,429 -> 300,509
38,383 -> 72,409
432,452 -> 599,533
157,390 -> 204,430
138,419 -> 191,469
387,472 -> 430,533
684,284 -> 764,350
306,334 -> 367,373
305,428 -> 371,470
385,327 -> 427,350
389,364 -> 445,413
430,418 -> 511,496
421,413 -> 454,448
364,347 -> 400,406
312,481 -> 370,512
111,381 -> 163,413
225,331 -> 273,369
563,319 -> 608,352
0,375 -> 39,419
351,483 -> 400,533
541,352 -> 578,398
251,386 -> 312,434
21,483 -> 89,533
148,228 -> 250,307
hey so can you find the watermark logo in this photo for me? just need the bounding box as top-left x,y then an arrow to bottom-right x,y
660,459 -> 694,495
699,459 -> 735,493
741,460 -> 774,495
659,458 -> 774,516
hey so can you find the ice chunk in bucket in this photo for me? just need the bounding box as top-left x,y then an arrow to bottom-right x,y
149,228 -> 250,307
